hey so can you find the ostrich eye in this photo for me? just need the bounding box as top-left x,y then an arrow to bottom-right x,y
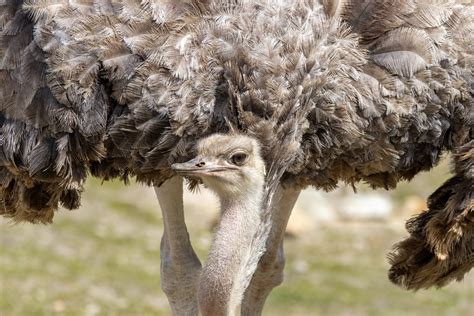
230,152 -> 247,166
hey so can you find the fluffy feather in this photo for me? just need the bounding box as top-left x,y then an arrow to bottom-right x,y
0,0 -> 472,289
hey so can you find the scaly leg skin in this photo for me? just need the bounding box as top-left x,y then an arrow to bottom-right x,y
241,187 -> 301,316
154,177 -> 202,316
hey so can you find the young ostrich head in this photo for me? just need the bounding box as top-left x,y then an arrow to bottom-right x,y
172,134 -> 266,316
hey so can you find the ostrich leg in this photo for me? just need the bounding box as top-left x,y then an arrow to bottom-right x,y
241,187 -> 301,316
154,177 -> 202,316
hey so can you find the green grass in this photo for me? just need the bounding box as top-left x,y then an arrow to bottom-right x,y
1,173 -> 473,316
268,223 -> 473,316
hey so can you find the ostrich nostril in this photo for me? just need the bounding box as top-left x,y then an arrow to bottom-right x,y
196,162 -> 205,167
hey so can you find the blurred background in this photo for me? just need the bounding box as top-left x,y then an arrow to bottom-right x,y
1,156 -> 472,316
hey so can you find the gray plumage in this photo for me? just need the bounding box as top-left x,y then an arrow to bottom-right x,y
1,0 -> 472,291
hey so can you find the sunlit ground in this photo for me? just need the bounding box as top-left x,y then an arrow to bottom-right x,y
1,158 -> 472,315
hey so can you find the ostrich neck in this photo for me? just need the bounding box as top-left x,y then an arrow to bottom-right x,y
199,186 -> 264,316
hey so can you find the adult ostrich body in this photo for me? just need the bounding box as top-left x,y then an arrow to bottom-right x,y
1,0 -> 473,315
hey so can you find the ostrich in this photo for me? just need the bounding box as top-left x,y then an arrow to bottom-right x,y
1,0 -> 473,315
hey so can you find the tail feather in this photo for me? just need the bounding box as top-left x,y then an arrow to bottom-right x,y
389,142 -> 474,289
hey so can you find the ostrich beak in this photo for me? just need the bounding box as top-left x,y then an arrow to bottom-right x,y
171,157 -> 237,176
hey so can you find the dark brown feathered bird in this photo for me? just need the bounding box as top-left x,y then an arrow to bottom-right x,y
1,0 -> 472,314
